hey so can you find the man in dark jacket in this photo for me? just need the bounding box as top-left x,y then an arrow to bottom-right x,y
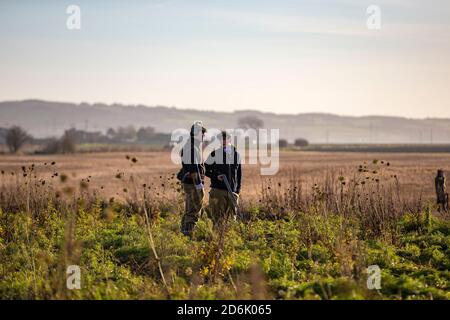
179,121 -> 207,237
205,131 -> 242,226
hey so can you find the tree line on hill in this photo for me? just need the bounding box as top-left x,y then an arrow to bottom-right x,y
0,116 -> 309,154
0,125 -> 171,154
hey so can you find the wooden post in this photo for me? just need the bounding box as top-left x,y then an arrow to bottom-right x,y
435,169 -> 448,212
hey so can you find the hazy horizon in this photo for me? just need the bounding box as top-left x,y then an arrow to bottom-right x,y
1,0 -> 449,118
3,98 -> 450,121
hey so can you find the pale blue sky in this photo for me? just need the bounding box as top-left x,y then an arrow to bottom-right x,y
1,0 -> 449,117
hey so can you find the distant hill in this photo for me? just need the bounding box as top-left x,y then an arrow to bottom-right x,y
1,99 -> 450,144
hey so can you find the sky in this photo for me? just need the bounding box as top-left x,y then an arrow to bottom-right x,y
0,0 -> 449,118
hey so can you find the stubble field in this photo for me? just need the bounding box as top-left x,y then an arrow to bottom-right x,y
0,150 -> 448,202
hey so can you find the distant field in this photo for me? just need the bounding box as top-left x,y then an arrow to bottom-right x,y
0,150 -> 448,203
301,144 -> 450,153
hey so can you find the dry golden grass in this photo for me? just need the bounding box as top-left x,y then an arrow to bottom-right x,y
0,150 -> 448,202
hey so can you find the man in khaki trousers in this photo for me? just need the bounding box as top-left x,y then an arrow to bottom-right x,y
178,121 -> 207,237
205,131 -> 242,227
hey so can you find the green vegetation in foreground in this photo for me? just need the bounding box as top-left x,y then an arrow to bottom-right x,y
0,203 -> 449,300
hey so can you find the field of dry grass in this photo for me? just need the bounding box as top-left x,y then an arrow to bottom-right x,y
0,150 -> 448,203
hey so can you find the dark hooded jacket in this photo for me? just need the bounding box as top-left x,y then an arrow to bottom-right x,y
205,146 -> 242,194
178,138 -> 205,185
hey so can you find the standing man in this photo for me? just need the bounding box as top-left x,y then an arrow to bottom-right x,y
178,121 -> 207,237
435,169 -> 448,212
205,131 -> 242,227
